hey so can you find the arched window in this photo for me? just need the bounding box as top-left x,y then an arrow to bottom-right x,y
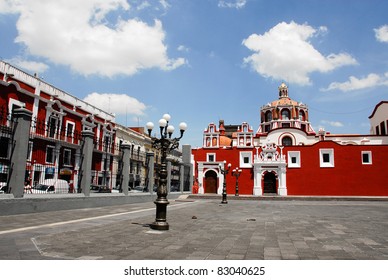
48,114 -> 60,138
206,137 -> 211,147
282,136 -> 293,146
281,109 -> 290,120
299,110 -> 306,121
265,111 -> 272,122
212,137 -> 217,146
243,124 -> 248,132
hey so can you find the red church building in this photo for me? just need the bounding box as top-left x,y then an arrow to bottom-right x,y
192,83 -> 388,196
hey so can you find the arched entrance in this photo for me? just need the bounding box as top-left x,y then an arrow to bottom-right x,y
263,172 -> 277,194
204,170 -> 218,193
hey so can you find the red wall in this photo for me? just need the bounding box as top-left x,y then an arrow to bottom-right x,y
192,147 -> 255,195
285,141 -> 388,196
193,141 -> 388,196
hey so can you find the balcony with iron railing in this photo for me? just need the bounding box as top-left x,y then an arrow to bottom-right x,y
30,118 -> 83,147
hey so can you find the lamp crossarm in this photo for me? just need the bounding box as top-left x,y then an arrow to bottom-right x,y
150,136 -> 181,153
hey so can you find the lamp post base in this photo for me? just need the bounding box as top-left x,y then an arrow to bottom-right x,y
150,222 -> 169,230
151,197 -> 170,230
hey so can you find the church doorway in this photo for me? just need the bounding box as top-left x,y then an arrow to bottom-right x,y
204,170 -> 218,193
263,172 -> 277,194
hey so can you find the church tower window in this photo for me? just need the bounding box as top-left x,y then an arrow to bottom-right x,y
265,111 -> 272,122
281,109 -> 290,120
299,110 -> 306,121
282,136 -> 293,146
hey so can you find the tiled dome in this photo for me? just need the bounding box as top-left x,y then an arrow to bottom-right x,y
219,135 -> 232,147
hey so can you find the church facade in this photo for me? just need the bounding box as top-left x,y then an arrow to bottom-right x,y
192,83 -> 388,196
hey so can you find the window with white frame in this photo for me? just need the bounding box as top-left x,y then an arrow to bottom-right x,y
288,151 -> 301,168
48,115 -> 60,138
46,145 -> 55,163
207,153 -> 216,162
103,134 -> 112,153
239,151 -> 252,168
63,149 -> 72,166
238,134 -> 253,147
319,149 -> 334,168
66,121 -> 75,142
361,151 -> 372,165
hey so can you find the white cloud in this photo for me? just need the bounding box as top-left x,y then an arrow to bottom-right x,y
136,1 -> 151,10
159,0 -> 170,10
1,0 -> 185,77
321,120 -> 344,127
374,25 -> 388,43
83,92 -> 148,116
7,57 -> 49,74
177,45 -> 190,52
242,21 -> 357,86
321,72 -> 388,92
218,0 -> 247,9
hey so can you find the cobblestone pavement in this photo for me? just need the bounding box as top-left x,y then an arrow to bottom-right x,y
1,197 -> 388,260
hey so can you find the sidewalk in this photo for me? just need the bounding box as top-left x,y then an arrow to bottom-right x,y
1,197 -> 388,260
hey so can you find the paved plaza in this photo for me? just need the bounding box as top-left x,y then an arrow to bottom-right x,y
0,197 -> 388,260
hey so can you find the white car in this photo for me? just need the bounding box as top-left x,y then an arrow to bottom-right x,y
31,179 -> 70,194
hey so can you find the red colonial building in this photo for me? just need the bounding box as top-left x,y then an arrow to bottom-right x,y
0,61 -> 116,190
192,83 -> 388,196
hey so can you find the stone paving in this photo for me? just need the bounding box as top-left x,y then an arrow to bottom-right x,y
1,197 -> 388,260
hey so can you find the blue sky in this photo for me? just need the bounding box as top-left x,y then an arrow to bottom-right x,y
1,0 -> 387,148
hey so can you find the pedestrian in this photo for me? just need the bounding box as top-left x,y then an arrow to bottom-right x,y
192,179 -> 199,194
24,180 -> 32,193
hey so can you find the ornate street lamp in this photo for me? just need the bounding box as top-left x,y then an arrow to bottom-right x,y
232,168 -> 242,196
146,114 -> 187,230
219,160 -> 231,204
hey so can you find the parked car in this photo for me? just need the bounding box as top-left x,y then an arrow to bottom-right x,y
97,185 -> 111,193
129,185 -> 146,193
90,184 -> 112,193
31,179 -> 70,194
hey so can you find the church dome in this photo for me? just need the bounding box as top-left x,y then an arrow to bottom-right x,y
219,135 -> 232,147
258,83 -> 315,135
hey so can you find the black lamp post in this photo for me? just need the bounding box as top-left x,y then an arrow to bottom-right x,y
232,168 -> 242,196
146,114 -> 187,230
219,160 -> 231,204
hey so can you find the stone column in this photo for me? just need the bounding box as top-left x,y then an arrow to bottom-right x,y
278,164 -> 287,196
180,163 -> 184,193
120,142 -> 131,195
182,145 -> 193,192
9,108 -> 32,198
253,164 -> 263,196
198,164 -> 204,194
73,149 -> 81,193
146,152 -> 155,194
53,143 -> 61,180
79,130 -> 94,196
